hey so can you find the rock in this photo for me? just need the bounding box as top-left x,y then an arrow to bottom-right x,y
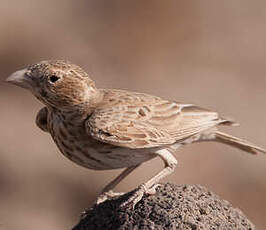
73,183 -> 255,230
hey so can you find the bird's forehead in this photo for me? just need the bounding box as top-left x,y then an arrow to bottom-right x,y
28,60 -> 70,74
27,60 -> 90,80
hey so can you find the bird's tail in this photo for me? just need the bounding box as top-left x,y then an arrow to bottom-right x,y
215,131 -> 266,155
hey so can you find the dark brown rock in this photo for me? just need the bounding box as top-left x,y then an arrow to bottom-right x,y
73,183 -> 255,230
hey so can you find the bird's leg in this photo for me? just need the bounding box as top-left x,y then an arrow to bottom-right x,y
96,164 -> 141,204
101,164 -> 141,193
142,149 -> 177,190
121,149 -> 178,207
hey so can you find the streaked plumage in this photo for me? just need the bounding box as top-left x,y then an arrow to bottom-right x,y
87,89 -> 230,149
6,60 -> 266,205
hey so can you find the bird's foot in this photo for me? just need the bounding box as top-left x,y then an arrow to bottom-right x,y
92,183 -> 161,209
96,190 -> 125,205
145,183 -> 161,195
120,183 -> 161,208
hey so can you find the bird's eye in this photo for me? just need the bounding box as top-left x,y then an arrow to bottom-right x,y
49,75 -> 60,83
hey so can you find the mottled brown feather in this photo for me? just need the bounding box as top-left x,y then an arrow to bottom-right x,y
86,89 -> 223,149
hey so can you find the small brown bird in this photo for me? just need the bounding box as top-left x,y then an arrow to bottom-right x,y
6,60 -> 266,205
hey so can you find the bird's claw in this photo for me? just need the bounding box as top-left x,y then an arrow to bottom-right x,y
94,183 -> 161,208
119,183 -> 161,208
119,184 -> 146,208
96,190 -> 125,205
145,183 -> 161,195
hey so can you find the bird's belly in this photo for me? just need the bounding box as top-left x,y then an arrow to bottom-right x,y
81,146 -> 157,170
63,142 -> 156,170
52,129 -> 156,170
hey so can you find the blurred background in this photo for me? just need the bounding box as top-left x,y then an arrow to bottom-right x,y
1,1 -> 266,229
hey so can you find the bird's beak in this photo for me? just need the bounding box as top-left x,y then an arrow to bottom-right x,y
6,69 -> 33,89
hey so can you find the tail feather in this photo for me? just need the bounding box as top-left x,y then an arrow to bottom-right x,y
215,131 -> 266,155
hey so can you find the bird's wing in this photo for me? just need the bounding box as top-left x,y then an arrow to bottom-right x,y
36,107 -> 49,132
85,90 -> 224,149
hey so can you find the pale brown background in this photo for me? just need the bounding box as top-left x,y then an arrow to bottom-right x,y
1,1 -> 266,229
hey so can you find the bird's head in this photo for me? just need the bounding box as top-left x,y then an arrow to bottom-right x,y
6,60 -> 101,111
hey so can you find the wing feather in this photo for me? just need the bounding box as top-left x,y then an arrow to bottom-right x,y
86,90 -> 223,149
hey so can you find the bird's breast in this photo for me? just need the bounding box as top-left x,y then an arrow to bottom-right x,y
48,112 -> 156,170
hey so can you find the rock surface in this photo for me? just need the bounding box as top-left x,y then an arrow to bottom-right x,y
73,183 -> 255,230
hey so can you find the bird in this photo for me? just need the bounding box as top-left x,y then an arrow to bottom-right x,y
6,60 -> 266,206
